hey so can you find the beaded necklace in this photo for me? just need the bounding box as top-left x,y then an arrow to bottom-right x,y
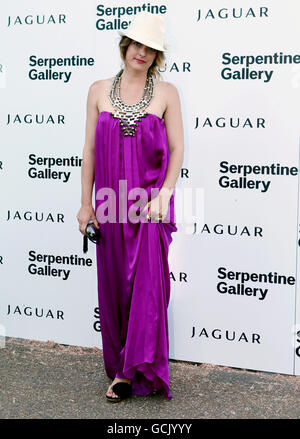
109,69 -> 154,136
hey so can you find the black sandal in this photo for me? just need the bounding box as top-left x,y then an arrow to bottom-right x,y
106,382 -> 132,403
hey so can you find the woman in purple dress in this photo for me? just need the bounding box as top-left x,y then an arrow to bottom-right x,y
77,12 -> 184,402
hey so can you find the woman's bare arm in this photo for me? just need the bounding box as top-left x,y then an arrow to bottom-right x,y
77,81 -> 101,234
81,81 -> 100,207
159,82 -> 184,198
141,82 -> 184,221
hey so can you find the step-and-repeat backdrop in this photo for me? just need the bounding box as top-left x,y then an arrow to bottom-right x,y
1,0 -> 300,376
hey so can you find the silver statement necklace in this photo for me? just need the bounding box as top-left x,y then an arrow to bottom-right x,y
109,69 -> 154,137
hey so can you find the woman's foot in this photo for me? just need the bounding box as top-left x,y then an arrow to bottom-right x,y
106,377 -> 131,400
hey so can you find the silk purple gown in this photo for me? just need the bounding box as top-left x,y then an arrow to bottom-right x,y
94,110 -> 177,399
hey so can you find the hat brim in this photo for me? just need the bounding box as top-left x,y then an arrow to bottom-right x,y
118,30 -> 167,52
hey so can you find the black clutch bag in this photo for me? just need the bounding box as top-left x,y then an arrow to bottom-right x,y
83,220 -> 100,253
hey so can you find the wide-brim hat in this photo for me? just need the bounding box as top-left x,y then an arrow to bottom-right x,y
118,11 -> 168,52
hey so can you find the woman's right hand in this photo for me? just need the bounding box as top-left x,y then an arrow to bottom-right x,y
76,205 -> 99,236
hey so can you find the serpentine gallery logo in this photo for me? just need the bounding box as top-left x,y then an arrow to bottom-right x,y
94,307 -> 101,332
216,266 -> 296,302
295,328 -> 300,358
218,160 -> 298,193
27,56 -> 95,83
220,52 -> 300,82
95,4 -> 167,30
26,251 -> 92,281
26,154 -> 82,183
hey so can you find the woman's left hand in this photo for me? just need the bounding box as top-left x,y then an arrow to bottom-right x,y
141,189 -> 172,222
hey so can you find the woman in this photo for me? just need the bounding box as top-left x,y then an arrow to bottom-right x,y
77,12 -> 184,402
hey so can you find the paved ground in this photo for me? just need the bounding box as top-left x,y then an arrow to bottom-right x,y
1,336 -> 300,419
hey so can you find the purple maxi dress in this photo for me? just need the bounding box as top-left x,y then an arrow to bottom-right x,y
94,110 -> 177,399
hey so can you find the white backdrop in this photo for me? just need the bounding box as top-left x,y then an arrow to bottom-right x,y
1,0 -> 300,377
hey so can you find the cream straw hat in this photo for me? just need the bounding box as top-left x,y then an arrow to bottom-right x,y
118,11 -> 168,52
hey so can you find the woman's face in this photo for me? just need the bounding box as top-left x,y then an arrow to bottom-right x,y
125,40 -> 157,71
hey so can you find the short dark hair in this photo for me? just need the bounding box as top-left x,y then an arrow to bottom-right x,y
119,36 -> 166,79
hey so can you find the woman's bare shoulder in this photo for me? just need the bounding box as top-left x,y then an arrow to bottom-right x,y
155,79 -> 178,96
156,80 -> 180,109
87,77 -> 114,97
161,80 -> 179,94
